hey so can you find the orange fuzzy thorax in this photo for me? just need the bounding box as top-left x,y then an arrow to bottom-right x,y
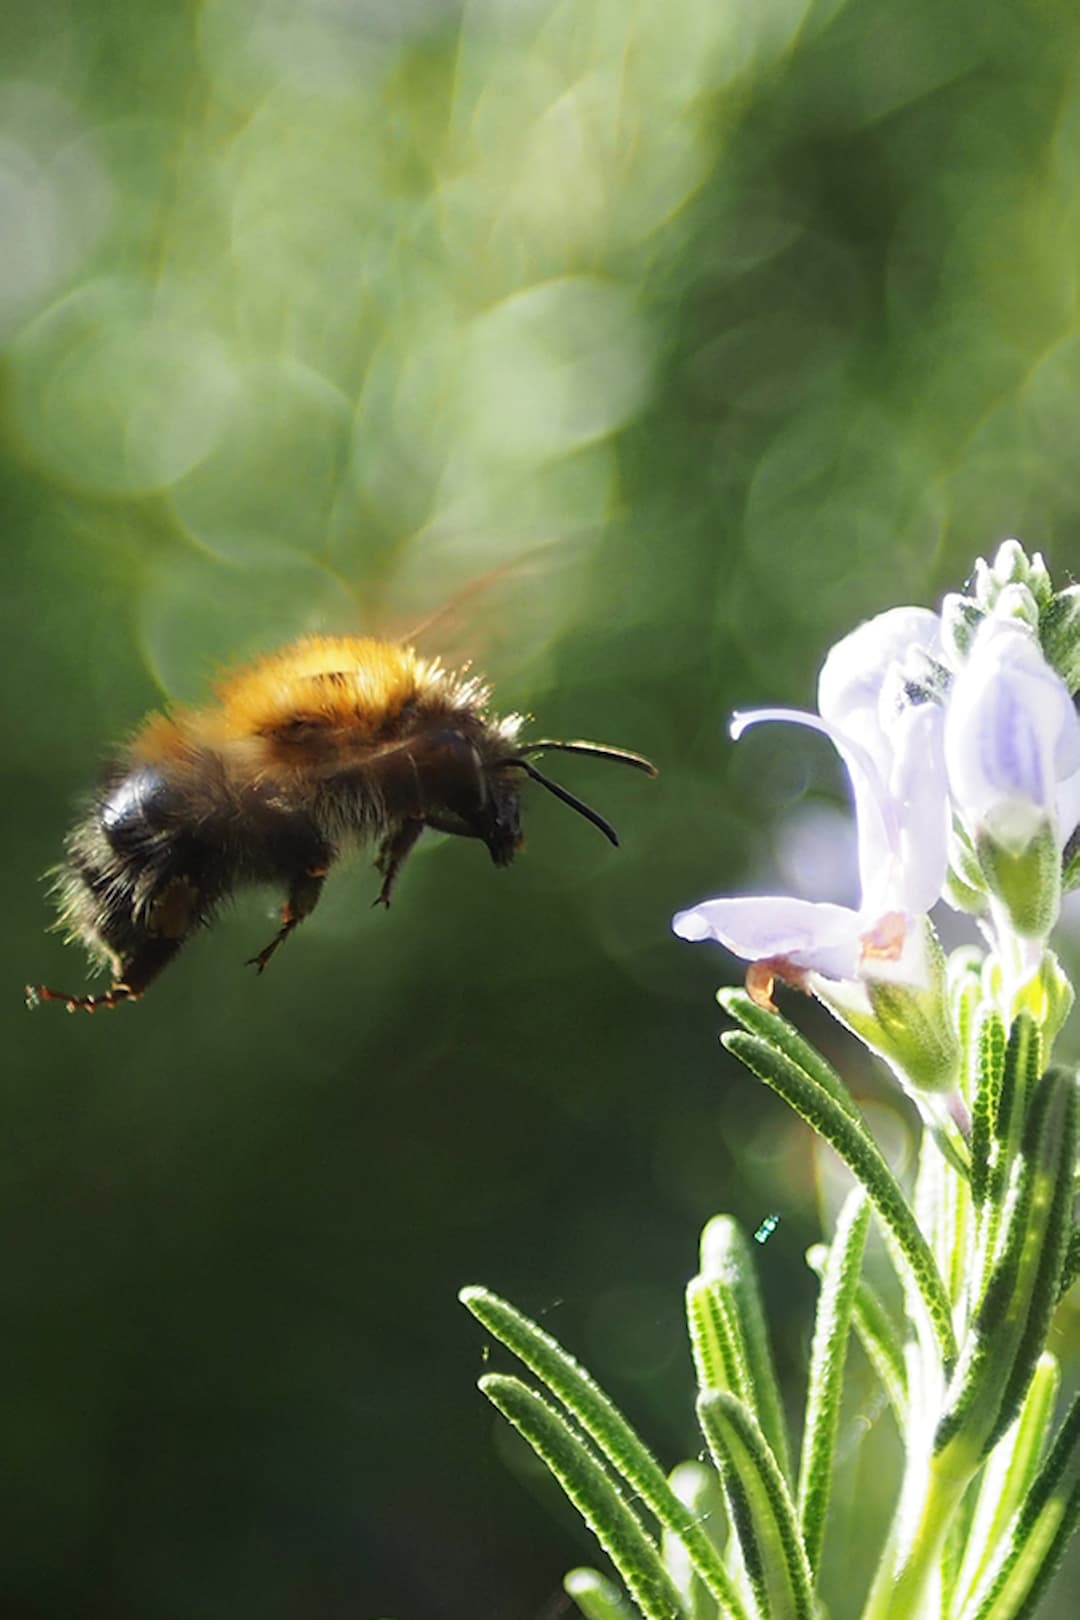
206,636 -> 439,742
127,636 -> 501,771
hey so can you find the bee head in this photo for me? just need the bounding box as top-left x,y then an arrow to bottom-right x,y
417,731 -> 655,866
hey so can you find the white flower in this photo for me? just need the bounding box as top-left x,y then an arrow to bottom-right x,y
673,608 -> 949,1001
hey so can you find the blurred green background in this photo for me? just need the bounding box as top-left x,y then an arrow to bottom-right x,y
4,0 -> 1080,1615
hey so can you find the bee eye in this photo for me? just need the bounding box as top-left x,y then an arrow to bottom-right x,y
424,730 -> 488,816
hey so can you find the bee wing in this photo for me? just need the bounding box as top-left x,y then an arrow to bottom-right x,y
369,535 -> 588,683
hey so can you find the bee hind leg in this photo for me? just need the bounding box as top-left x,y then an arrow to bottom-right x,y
25,934 -> 183,1014
25,981 -> 139,1014
247,866 -> 328,975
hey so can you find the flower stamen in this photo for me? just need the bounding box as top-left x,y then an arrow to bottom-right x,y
859,910 -> 906,964
746,956 -> 812,1010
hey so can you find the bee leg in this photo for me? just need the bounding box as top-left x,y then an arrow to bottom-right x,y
26,981 -> 139,1014
373,819 -> 424,909
25,935 -> 184,1014
247,866 -> 327,975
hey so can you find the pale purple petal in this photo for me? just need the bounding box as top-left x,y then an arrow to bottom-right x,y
946,620 -> 1080,850
817,606 -> 942,761
730,706 -> 895,910
879,701 -> 950,916
683,608 -> 955,994
672,895 -> 862,980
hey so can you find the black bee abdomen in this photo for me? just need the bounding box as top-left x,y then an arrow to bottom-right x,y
99,766 -> 176,854
54,763 -> 229,992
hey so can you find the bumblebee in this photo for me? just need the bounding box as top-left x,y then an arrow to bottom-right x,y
27,635 -> 655,1011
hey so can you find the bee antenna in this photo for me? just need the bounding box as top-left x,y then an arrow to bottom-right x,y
508,759 -> 621,846
521,739 -> 657,777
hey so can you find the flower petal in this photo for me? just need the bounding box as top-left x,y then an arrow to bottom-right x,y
817,606 -> 942,764
945,620 -> 1080,851
730,706 -> 896,912
872,700 -> 950,917
672,895 -> 863,980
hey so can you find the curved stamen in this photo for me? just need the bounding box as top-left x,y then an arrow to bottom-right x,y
730,706 -> 898,886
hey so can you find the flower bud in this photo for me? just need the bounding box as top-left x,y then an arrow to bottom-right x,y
973,540 -> 1052,610
993,582 -> 1041,633
945,618 -> 1080,942
939,592 -> 985,668
1010,947 -> 1075,1055
1040,584 -> 1080,695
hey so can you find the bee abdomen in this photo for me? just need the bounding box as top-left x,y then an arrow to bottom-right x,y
99,765 -> 176,854
54,766 -> 219,981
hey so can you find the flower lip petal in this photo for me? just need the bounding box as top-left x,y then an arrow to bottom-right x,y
672,907 -> 713,942
672,894 -> 863,981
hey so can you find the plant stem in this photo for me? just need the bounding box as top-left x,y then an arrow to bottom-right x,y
860,1447 -> 975,1620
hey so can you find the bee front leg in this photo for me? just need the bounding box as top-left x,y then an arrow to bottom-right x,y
247,866 -> 328,975
373,819 -> 424,908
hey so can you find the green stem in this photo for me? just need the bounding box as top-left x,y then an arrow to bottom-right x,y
861,1449 -> 975,1620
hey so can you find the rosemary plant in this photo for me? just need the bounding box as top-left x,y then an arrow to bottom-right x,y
462,541 -> 1080,1620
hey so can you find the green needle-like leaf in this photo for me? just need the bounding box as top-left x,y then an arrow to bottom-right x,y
851,1279 -> 908,1426
914,1123 -> 954,1293
1057,1223 -> 1080,1301
565,1567 -> 642,1620
953,1355 -> 1060,1615
662,1463 -> 728,1620
970,1007 -> 1006,1206
479,1375 -> 684,1620
983,1069 -> 1076,1454
797,1189 -> 870,1580
949,951 -> 986,1108
686,1278 -> 749,1399
721,1029 -> 957,1368
935,1067 -> 1077,1464
697,1389 -> 815,1620
806,1246 -> 909,1429
990,1015 -> 1043,1210
462,1288 -> 748,1620
717,989 -> 863,1121
960,1394 -> 1080,1620
697,1215 -> 792,1482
